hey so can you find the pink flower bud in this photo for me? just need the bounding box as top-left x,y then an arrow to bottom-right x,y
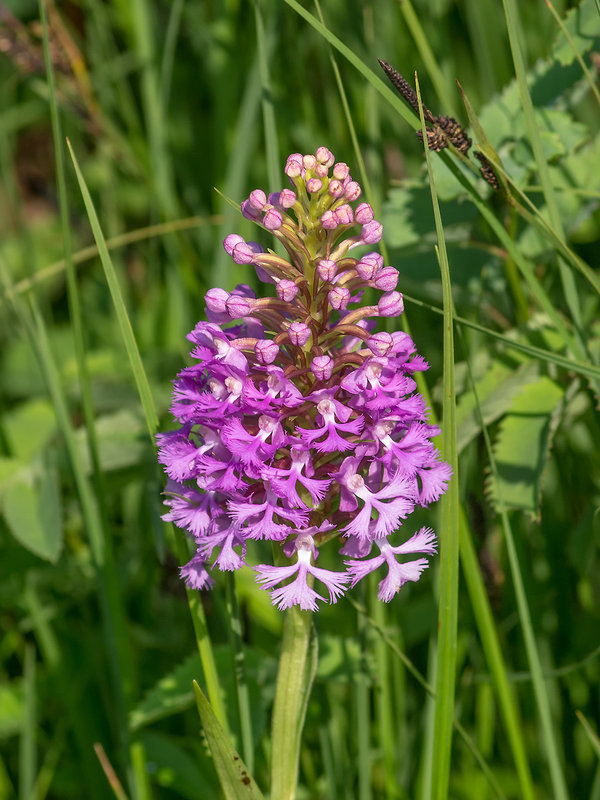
335,204 -> 354,226
223,233 -> 245,256
226,295 -> 254,318
332,162 -> 350,181
344,181 -> 362,201
316,146 -> 335,166
374,266 -> 399,291
263,208 -> 283,230
303,154 -> 317,171
377,291 -> 404,317
328,180 -> 344,199
318,259 -> 337,281
360,220 -> 383,244
278,188 -> 296,208
276,279 -> 299,302
354,202 -> 374,224
232,241 -> 262,264
321,210 -> 338,230
288,322 -> 311,346
285,154 -> 303,177
311,355 -> 333,381
315,163 -> 328,178
248,189 -> 267,210
329,286 -> 351,310
356,252 -> 383,280
255,339 -> 280,364
367,331 -> 394,356
306,177 -> 323,194
205,288 -> 230,313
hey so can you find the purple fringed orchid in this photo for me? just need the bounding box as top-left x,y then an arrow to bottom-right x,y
158,147 -> 451,610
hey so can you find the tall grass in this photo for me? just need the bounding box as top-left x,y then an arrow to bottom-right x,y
1,1 -> 599,798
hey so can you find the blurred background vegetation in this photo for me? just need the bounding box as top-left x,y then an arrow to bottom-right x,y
0,0 -> 599,798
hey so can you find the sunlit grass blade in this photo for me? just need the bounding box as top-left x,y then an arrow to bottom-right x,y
93,744 -> 130,800
19,644 -> 36,800
7,215 -> 217,302
397,0 -> 457,115
356,594 -> 372,800
349,599 -> 506,799
130,0 -> 178,221
502,0 -> 583,338
415,74 -> 460,800
255,0 -> 280,191
193,682 -> 265,800
212,54 -> 263,286
471,348 -> 569,799
39,7 -> 141,753
401,292 -> 600,382
576,711 -> 600,760
458,508 -> 536,800
159,0 -> 184,112
282,0 -> 417,129
370,589 -> 397,796
226,574 -> 255,773
67,139 -> 158,437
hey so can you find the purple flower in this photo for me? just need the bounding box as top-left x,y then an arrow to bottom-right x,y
256,534 -> 349,611
157,148 -> 450,610
345,528 -> 437,601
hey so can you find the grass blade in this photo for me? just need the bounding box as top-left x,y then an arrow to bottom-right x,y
255,0 -> 280,191
459,509 -> 537,800
415,74 -> 460,800
472,339 -> 570,800
67,139 -> 159,437
193,682 -> 265,800
502,0 -> 584,338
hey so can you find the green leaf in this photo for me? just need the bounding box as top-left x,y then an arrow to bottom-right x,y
457,360 -> 540,453
2,399 -> 57,461
489,376 -> 565,515
316,635 -> 364,682
193,682 -> 265,800
0,452 -> 63,562
551,0 -> 600,66
74,409 -> 148,475
129,653 -> 202,731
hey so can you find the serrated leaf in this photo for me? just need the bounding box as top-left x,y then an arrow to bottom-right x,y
551,0 -> 600,66
489,376 -> 565,515
193,682 -> 265,800
0,452 -> 63,562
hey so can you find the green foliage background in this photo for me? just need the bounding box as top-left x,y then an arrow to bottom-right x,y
0,0 -> 599,798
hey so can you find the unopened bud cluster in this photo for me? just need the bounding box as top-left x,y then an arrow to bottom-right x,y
158,148 -> 451,610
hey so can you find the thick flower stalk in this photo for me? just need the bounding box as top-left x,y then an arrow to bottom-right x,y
158,148 -> 451,611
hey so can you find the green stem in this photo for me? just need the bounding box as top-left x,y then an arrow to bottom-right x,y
270,606 -> 318,800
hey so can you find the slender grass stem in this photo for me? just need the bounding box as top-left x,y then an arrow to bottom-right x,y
416,74 -> 460,800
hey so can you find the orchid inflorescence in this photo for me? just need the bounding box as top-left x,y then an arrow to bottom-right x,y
157,148 -> 451,611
